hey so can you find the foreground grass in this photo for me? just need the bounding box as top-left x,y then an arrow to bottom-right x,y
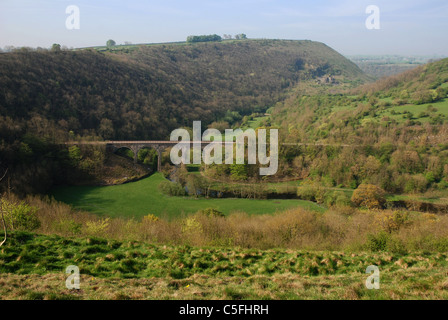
50,173 -> 323,219
1,232 -> 448,300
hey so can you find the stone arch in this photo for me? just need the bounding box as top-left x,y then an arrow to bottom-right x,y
111,146 -> 138,163
136,146 -> 159,171
106,143 -> 166,171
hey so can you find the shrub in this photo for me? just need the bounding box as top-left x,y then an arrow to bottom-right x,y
297,183 -> 326,203
158,181 -> 186,196
51,218 -> 82,235
351,184 -> 386,209
0,199 -> 40,231
323,191 -> 351,207
412,90 -> 434,105
374,211 -> 408,233
181,217 -> 203,235
142,214 -> 159,223
185,174 -> 206,196
199,208 -> 225,218
404,174 -> 429,193
84,218 -> 110,236
367,232 -> 390,252
437,180 -> 448,190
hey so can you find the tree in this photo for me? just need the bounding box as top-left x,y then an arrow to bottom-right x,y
106,39 -> 116,48
0,169 -> 8,247
186,34 -> 222,43
1,200 -> 40,232
51,43 -> 61,52
99,118 -> 115,139
230,164 -> 248,181
186,174 -> 206,197
351,184 -> 386,209
68,145 -> 82,167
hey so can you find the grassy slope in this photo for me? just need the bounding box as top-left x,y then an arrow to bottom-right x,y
273,57 -> 448,138
1,232 -> 447,300
50,173 -> 324,219
325,97 -> 448,126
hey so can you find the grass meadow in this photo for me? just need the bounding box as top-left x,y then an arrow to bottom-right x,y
49,173 -> 324,219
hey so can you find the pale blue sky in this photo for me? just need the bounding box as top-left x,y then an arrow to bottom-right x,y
1,0 -> 447,55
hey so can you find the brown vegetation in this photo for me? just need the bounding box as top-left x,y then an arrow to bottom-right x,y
4,193 -> 448,252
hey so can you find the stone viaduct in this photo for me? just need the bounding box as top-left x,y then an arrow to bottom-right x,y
66,140 -> 234,172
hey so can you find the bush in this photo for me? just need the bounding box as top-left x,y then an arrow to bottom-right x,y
323,190 -> 352,207
51,218 -> 82,235
297,183 -> 326,203
185,175 -> 206,196
199,208 -> 225,218
374,211 -> 408,233
351,184 -> 386,209
84,218 -> 110,236
158,181 -> 186,196
366,232 -> 390,252
181,217 -> 202,235
0,199 -> 40,231
142,214 -> 159,223
411,90 -> 434,105
437,180 -> 448,190
404,174 -> 429,193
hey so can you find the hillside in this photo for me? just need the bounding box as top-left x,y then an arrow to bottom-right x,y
273,57 -> 448,142
268,58 -> 448,192
0,39 -> 367,193
0,40 -> 367,142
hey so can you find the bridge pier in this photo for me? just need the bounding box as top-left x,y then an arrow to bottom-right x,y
157,148 -> 162,172
130,146 -> 139,164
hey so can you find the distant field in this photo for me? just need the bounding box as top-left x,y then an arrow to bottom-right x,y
329,97 -> 448,124
387,191 -> 448,205
384,99 -> 448,120
244,116 -> 269,129
84,39 -> 252,53
50,173 -> 324,219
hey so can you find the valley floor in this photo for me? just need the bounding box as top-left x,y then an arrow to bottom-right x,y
50,173 -> 323,219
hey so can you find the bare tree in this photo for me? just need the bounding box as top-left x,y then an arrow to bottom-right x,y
0,168 -> 8,247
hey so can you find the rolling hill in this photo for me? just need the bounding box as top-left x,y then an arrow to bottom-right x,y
0,39 -> 367,142
0,39 -> 369,193
269,57 -> 448,193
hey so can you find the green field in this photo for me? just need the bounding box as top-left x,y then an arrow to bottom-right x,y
244,115 -> 270,129
50,173 -> 324,219
327,97 -> 448,125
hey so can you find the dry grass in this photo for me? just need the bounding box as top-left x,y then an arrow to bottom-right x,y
1,267 -> 448,300
5,193 -> 448,252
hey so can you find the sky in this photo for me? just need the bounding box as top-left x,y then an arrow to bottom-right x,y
0,0 -> 447,55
